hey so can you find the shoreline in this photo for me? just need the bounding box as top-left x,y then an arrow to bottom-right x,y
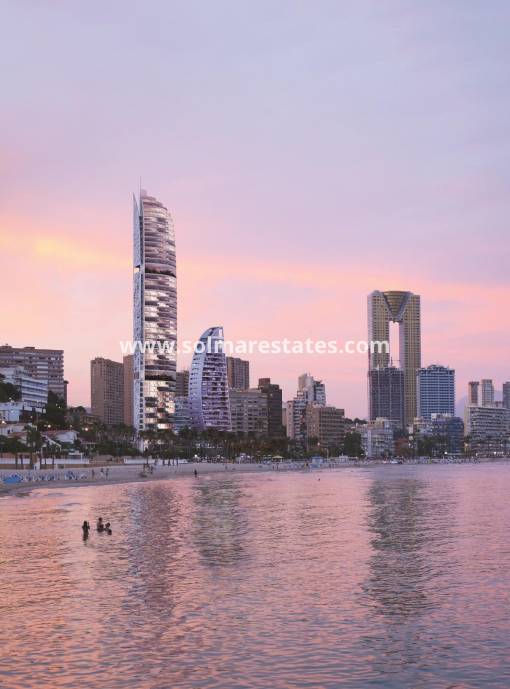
1,457 -> 508,498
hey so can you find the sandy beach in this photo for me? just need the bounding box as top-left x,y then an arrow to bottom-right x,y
0,461 -> 283,497
0,456 -> 497,498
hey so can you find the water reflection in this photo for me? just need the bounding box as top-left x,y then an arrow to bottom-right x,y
2,466 -> 510,689
363,477 -> 433,619
358,471 -> 459,684
191,478 -> 249,568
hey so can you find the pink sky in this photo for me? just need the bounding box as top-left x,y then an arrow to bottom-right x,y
2,1 -> 510,416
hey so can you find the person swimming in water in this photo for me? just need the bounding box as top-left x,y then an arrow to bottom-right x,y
105,521 -> 112,534
96,517 -> 105,532
82,521 -> 90,539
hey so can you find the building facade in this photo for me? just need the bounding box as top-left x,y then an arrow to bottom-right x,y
464,405 -> 510,456
360,418 -> 394,458
173,396 -> 192,432
368,290 -> 421,425
176,369 -> 190,397
0,346 -> 66,401
503,382 -> 510,410
285,395 -> 307,443
305,404 -> 345,450
417,365 -> 455,419
258,378 -> 284,437
468,381 -> 479,406
0,367 -> 48,413
229,388 -> 268,435
189,326 -> 231,431
226,357 -> 250,390
298,373 -> 326,405
123,355 -> 134,427
368,366 -> 405,429
133,190 -> 177,434
410,414 -> 464,456
479,379 -> 495,407
90,357 -> 124,426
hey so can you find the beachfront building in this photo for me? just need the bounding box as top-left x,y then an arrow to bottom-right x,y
368,366 -> 405,430
226,357 -> 250,390
189,327 -> 231,431
464,404 -> 510,456
417,365 -> 455,419
360,418 -> 394,458
0,345 -> 66,401
90,357 -> 124,426
258,378 -> 284,437
305,404 -> 345,451
0,367 -> 48,414
410,414 -> 464,456
229,388 -> 268,436
133,189 -> 177,434
368,290 -> 421,425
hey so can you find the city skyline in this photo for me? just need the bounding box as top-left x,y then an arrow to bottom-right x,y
2,2 -> 510,416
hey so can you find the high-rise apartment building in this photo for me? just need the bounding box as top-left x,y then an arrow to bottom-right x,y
417,365 -> 455,419
133,190 -> 177,433
90,357 -> 124,426
189,327 -> 231,431
368,366 -> 405,429
480,379 -> 495,407
368,290 -> 421,425
226,357 -> 250,390
0,346 -> 66,401
258,378 -> 284,437
229,388 -> 268,435
468,381 -> 479,406
123,355 -> 134,427
176,369 -> 189,397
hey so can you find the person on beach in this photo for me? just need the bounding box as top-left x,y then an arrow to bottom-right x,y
194,469 -> 198,478
97,517 -> 105,532
82,521 -> 90,539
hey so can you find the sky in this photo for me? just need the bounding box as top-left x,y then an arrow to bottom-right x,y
1,0 -> 510,416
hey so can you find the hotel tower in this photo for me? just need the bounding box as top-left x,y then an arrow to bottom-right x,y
368,290 -> 421,425
133,190 -> 177,433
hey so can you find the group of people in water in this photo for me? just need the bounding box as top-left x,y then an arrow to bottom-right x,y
82,517 -> 112,539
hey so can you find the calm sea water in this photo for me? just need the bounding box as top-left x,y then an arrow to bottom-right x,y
1,463 -> 510,689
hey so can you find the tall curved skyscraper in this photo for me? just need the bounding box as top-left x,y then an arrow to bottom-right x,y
133,190 -> 177,433
189,327 -> 231,431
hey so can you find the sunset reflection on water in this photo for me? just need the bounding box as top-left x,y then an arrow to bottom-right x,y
1,464 -> 510,689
